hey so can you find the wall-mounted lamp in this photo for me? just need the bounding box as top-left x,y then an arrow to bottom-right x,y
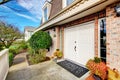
53,28 -> 56,32
115,4 -> 120,17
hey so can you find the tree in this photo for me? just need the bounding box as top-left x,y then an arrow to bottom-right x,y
0,22 -> 22,48
29,30 -> 52,51
0,0 -> 11,5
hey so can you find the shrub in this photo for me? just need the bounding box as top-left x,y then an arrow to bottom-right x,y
9,45 -> 20,55
20,43 -> 28,49
9,40 -> 28,54
19,41 -> 28,50
0,43 -> 4,51
29,31 -> 52,51
28,31 -> 52,64
9,53 -> 14,66
27,44 -> 35,55
28,49 -> 47,64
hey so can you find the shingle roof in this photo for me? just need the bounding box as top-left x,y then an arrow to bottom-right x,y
49,0 -> 62,19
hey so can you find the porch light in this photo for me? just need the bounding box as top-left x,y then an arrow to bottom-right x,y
115,4 -> 120,16
53,28 -> 56,32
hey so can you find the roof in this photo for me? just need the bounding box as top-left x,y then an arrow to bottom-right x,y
49,0 -> 62,18
35,0 -> 118,32
24,27 -> 36,32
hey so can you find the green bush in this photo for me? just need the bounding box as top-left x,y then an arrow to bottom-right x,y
9,53 -> 14,66
9,45 -> 20,55
27,43 -> 35,55
13,40 -> 28,50
29,31 -> 52,51
94,57 -> 102,63
29,49 -> 47,64
0,43 -> 4,51
19,41 -> 28,50
28,31 -> 52,64
9,40 -> 28,54
20,43 -> 28,49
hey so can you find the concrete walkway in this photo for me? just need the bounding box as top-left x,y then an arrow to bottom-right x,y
6,52 -> 89,80
9,52 -> 28,71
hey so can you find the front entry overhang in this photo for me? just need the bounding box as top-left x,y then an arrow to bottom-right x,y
35,0 -> 117,32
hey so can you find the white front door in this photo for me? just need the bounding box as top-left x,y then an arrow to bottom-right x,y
64,21 -> 95,65
64,27 -> 77,61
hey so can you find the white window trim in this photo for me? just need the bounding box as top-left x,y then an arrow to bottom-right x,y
42,1 -> 51,23
62,0 -> 74,8
62,0 -> 67,8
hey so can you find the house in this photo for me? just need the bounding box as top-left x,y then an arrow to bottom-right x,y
24,27 -> 36,41
35,0 -> 120,72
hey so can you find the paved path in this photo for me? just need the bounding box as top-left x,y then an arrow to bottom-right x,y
9,52 -> 28,71
6,52 -> 89,80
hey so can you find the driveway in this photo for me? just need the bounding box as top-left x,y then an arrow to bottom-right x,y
6,53 -> 89,80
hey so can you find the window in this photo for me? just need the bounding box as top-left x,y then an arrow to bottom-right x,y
62,0 -> 74,8
44,7 -> 48,21
100,19 -> 106,63
66,0 -> 74,6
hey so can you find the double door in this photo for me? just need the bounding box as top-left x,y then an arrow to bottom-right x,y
64,21 -> 95,65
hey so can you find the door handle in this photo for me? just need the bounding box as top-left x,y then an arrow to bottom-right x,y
74,46 -> 76,52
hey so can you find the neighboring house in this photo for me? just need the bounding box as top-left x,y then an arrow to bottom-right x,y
35,0 -> 120,72
24,27 -> 36,41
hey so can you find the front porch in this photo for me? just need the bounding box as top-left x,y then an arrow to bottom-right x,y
6,52 -> 89,80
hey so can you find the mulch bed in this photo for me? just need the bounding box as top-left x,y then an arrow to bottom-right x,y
57,60 -> 89,78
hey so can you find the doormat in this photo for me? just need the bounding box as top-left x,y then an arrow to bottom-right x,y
57,60 -> 89,78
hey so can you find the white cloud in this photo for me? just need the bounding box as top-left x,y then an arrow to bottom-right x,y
14,12 -> 39,22
17,0 -> 45,20
1,5 -> 39,22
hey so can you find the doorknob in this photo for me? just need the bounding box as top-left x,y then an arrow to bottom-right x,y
74,46 -> 76,52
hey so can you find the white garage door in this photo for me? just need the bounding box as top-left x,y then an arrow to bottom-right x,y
64,21 -> 95,65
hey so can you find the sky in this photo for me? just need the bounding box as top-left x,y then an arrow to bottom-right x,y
0,0 -> 46,32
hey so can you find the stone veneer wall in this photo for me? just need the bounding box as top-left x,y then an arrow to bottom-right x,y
106,2 -> 120,72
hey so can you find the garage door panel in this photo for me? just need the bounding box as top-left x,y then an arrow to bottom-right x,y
64,21 -> 95,65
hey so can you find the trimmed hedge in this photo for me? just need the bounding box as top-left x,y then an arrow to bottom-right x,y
29,31 -> 52,50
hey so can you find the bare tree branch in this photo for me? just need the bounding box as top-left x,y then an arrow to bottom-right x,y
0,21 -> 22,48
0,0 -> 11,5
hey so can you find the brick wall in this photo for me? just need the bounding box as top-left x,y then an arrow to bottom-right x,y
106,2 -> 120,72
94,17 -> 99,56
60,10 -> 105,56
60,10 -> 106,28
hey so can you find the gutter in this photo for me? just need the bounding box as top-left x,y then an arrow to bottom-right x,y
35,0 -> 107,32
36,0 -> 83,29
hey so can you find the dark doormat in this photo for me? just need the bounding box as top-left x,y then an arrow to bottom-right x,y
57,60 -> 89,78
